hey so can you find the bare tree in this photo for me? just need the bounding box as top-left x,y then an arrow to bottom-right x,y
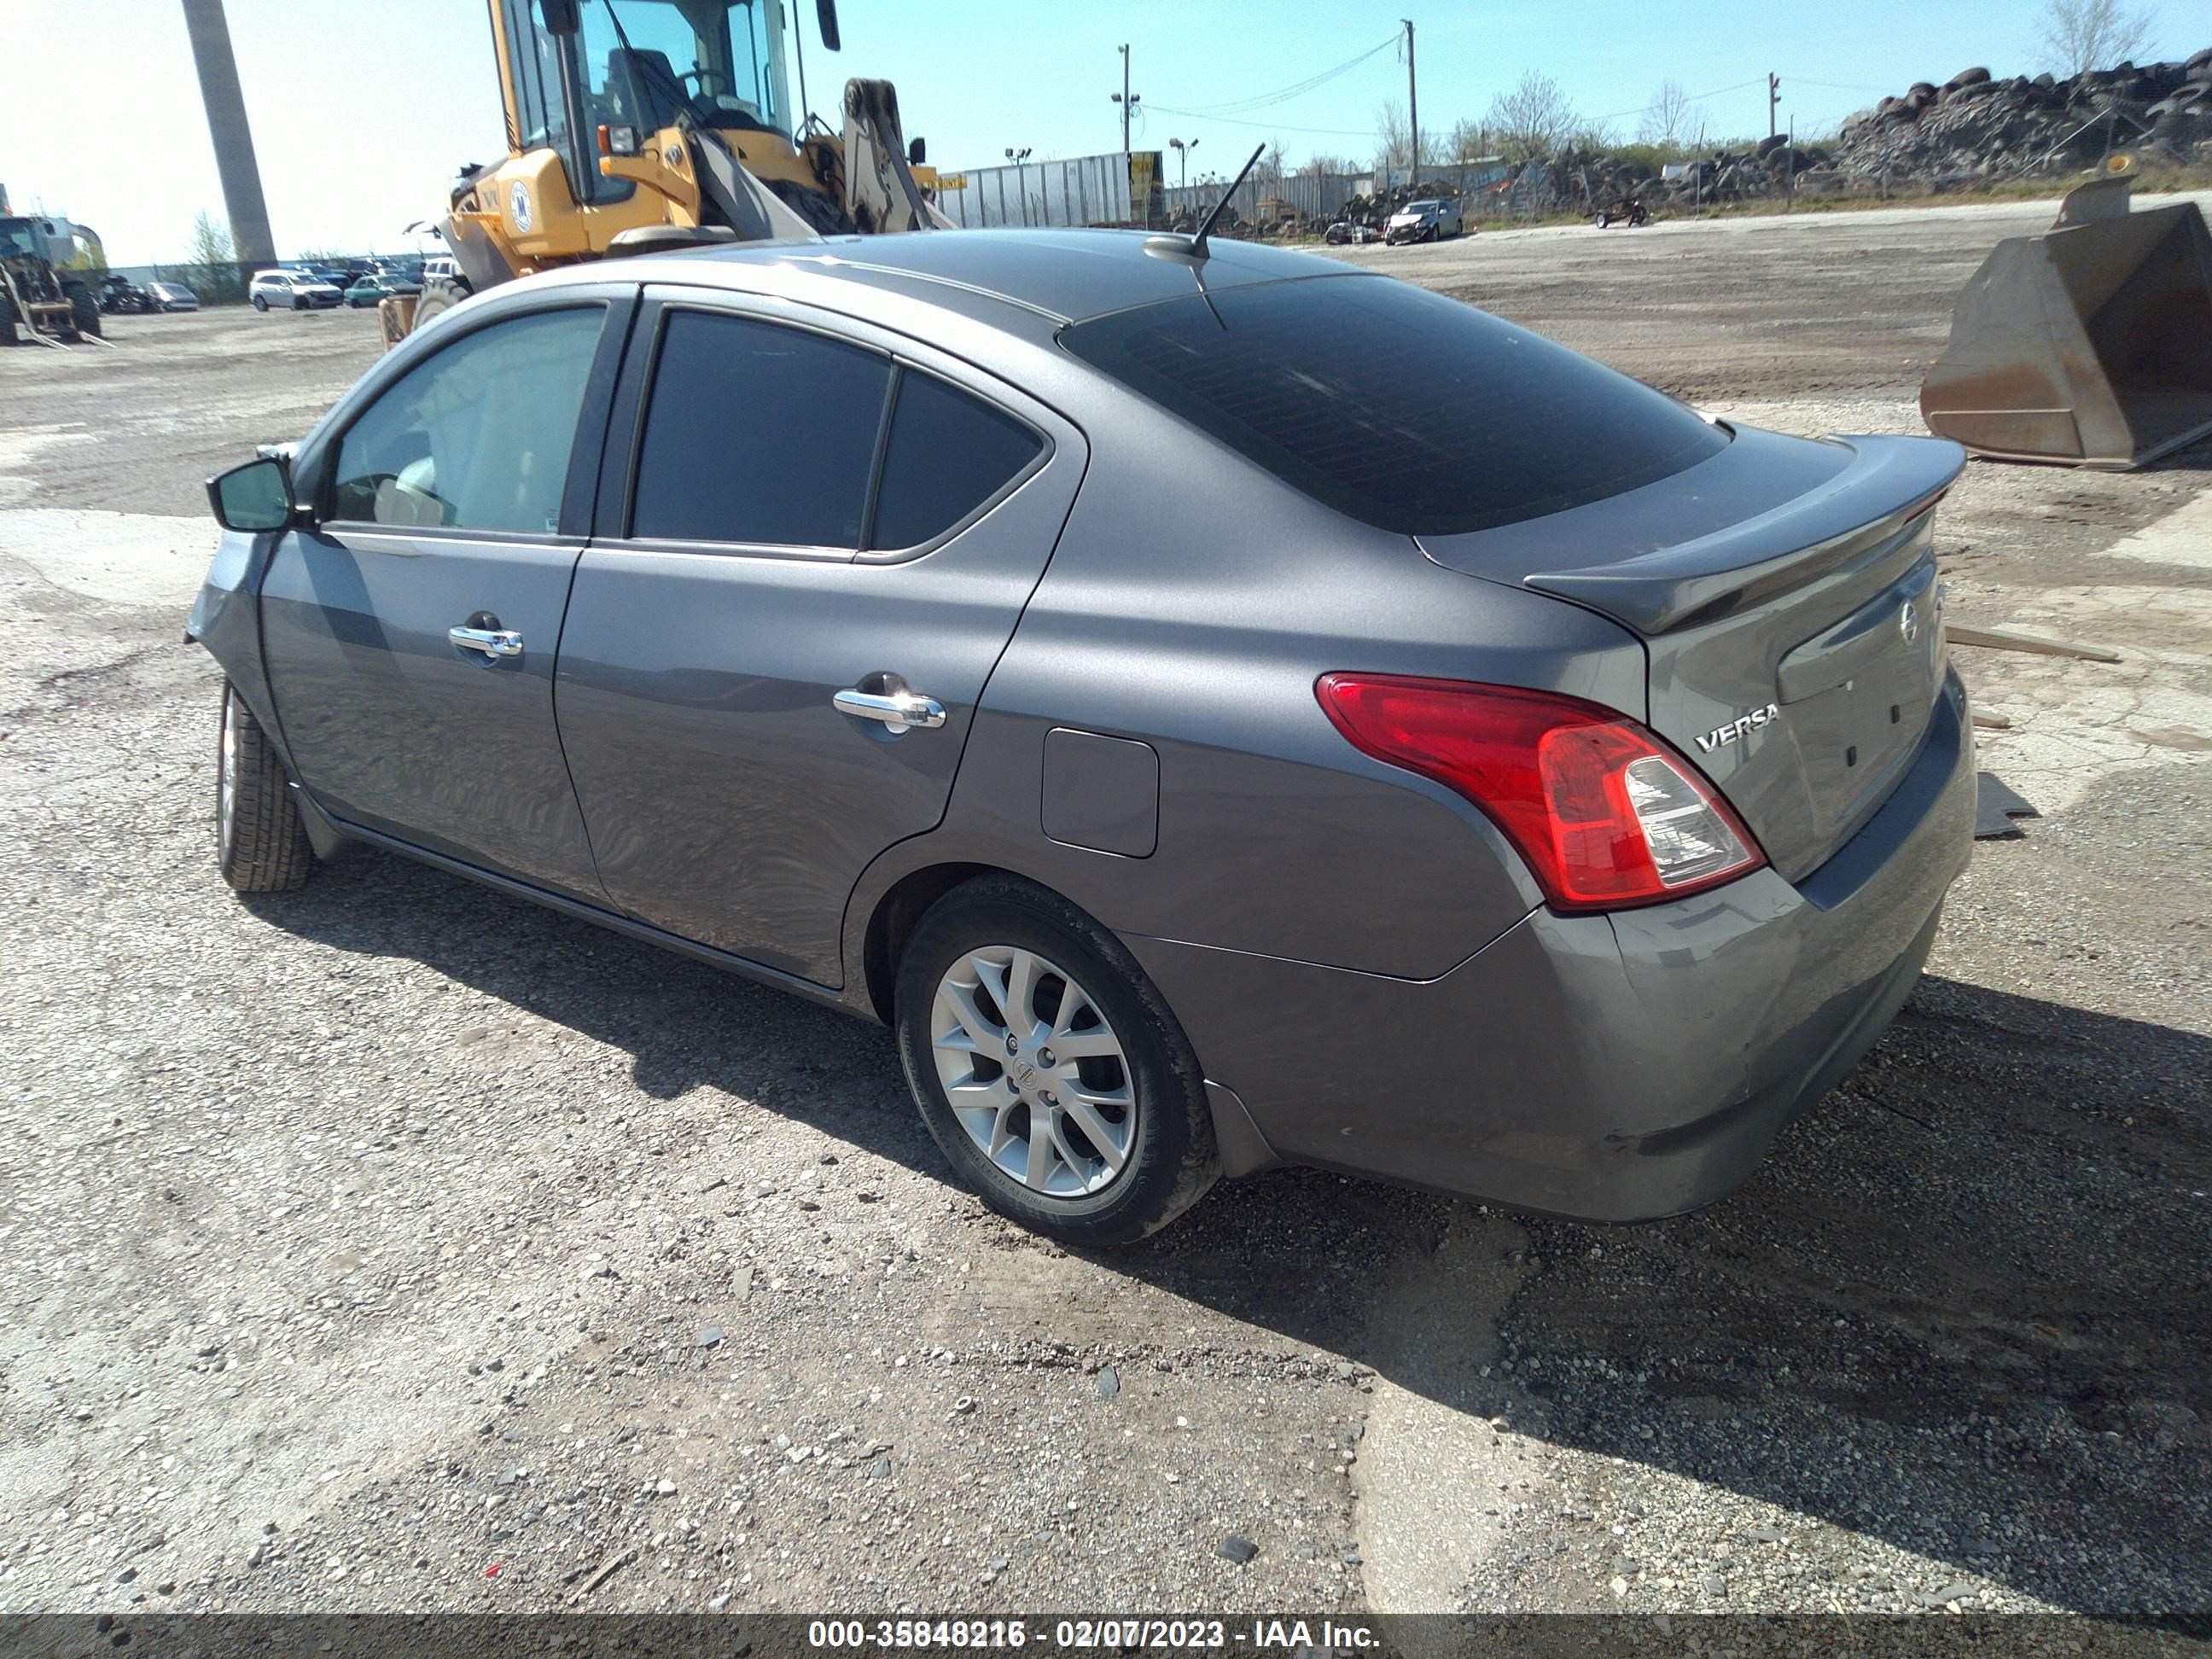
2036,0 -> 2157,75
1485,72 -> 1581,164
1374,98 -> 1412,179
1638,80 -> 1692,148
1445,117 -> 1493,163
1299,153 -> 1353,178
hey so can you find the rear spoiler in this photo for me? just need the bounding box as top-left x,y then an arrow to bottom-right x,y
1520,434 -> 1965,636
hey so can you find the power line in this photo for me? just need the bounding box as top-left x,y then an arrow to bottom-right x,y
1588,76 -> 1766,122
1144,103 -> 1381,138
1784,76 -> 1895,95
1171,34 -> 1401,116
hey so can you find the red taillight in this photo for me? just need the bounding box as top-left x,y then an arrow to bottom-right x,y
1314,673 -> 1766,911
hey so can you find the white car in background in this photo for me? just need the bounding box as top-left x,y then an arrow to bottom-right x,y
248,270 -> 342,311
1383,197 -> 1464,245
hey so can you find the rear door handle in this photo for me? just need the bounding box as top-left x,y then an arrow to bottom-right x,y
450,625 -> 523,659
833,684 -> 946,733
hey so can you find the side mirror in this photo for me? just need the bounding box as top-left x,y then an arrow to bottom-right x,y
816,0 -> 841,51
538,0 -> 579,35
207,457 -> 295,533
907,135 -> 927,166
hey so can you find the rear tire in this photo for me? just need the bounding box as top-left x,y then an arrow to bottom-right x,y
407,273 -> 469,334
253,294 -> 269,311
217,682 -> 314,893
894,877 -> 1219,1246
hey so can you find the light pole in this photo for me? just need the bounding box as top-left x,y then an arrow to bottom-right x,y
1168,137 -> 1199,189
1111,44 -> 1141,155
1004,147 -> 1033,227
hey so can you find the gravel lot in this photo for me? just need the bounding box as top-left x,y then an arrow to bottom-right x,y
1,198 -> 2207,1625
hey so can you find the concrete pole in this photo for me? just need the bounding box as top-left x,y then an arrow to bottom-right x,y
179,0 -> 277,279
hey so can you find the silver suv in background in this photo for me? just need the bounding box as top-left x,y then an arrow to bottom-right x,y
248,270 -> 343,311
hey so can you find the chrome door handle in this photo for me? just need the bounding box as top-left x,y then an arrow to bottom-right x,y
450,626 -> 523,658
833,685 -> 946,732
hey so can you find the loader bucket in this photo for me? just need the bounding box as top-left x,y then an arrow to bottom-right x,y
1920,178 -> 2212,469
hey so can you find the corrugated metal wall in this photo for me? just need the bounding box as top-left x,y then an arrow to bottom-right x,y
935,153 -> 1162,229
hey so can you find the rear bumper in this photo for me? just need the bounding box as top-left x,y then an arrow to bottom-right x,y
1127,670 -> 1976,1221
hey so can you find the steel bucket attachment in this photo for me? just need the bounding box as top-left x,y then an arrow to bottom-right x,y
1920,178 -> 2212,469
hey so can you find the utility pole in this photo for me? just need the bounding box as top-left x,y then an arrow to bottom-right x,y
1403,19 -> 1420,185
1767,73 -> 1781,140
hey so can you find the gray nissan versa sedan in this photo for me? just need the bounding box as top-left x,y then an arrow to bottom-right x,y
191,230 -> 1976,1244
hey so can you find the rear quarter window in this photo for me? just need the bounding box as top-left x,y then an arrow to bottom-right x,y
868,370 -> 1044,550
1059,274 -> 1728,535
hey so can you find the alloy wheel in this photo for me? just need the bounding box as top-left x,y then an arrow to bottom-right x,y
218,690 -> 238,864
930,945 -> 1137,1198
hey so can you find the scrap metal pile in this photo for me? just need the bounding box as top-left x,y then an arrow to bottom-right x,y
1467,48 -> 2212,219
1830,50 -> 2212,187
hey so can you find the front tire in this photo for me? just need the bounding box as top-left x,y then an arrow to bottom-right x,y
407,273 -> 470,335
217,682 -> 313,892
894,878 -> 1219,1245
67,284 -> 102,338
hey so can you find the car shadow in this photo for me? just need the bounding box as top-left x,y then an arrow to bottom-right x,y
1123,974 -> 2212,1615
247,845 -> 2211,1615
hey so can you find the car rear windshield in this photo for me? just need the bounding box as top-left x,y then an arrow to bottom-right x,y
1059,274 -> 1729,535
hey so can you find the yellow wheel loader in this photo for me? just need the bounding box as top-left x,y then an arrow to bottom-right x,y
0,216 -> 107,349
387,0 -> 949,343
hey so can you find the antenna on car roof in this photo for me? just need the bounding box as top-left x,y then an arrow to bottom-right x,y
1144,143 -> 1266,265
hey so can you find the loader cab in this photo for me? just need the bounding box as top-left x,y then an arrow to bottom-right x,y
504,0 -> 795,206
0,218 -> 50,261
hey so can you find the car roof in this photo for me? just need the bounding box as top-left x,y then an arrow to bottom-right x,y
526,227 -> 1365,330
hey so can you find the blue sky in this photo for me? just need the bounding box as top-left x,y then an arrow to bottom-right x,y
6,0 -> 2197,264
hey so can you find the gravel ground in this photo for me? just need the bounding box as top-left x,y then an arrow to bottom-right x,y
0,201 -> 2206,1625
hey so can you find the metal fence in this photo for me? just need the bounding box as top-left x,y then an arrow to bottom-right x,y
936,154 -> 1559,235
1158,161 -> 1518,227
934,152 -> 1167,230
1158,170 -> 1370,224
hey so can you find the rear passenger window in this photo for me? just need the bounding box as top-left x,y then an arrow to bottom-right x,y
631,311 -> 890,548
868,371 -> 1044,550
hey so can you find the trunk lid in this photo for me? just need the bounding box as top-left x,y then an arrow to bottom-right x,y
1417,428 -> 1966,880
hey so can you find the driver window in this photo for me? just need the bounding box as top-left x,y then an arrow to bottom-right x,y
331,306 -> 604,535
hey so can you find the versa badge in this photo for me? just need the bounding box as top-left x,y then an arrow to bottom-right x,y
1697,703 -> 1782,753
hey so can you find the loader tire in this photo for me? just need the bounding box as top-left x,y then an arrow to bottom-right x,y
67,284 -> 102,339
408,274 -> 469,335
768,179 -> 859,237
0,296 -> 17,346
